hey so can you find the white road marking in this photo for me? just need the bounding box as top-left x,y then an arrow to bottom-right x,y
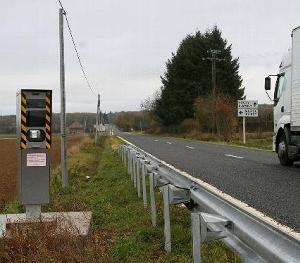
166,142 -> 172,145
154,139 -> 159,142
225,154 -> 244,159
117,135 -> 300,241
185,146 -> 195,149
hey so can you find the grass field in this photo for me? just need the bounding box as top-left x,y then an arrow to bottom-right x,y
0,134 -> 90,208
229,136 -> 273,151
0,137 -> 241,262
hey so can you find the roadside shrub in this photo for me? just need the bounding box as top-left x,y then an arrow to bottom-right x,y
194,96 -> 213,132
194,96 -> 237,140
215,97 -> 237,141
179,118 -> 198,133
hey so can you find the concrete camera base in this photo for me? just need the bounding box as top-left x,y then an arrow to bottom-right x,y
0,211 -> 92,237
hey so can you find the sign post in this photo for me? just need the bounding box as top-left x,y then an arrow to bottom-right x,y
243,117 -> 246,144
237,100 -> 258,144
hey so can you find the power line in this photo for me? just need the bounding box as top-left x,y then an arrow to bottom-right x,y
57,0 -> 97,97
57,0 -> 64,9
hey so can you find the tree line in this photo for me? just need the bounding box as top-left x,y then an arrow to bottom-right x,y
0,113 -> 112,134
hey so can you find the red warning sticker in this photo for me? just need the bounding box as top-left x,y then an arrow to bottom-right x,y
26,153 -> 47,167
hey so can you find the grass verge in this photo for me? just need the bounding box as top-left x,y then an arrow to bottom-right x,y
0,136 -> 241,262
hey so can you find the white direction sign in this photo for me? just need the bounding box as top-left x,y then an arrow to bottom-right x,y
237,100 -> 258,117
238,100 -> 258,109
238,108 -> 258,117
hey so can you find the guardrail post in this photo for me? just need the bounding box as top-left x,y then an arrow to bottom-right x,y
131,152 -> 134,182
159,183 -> 191,253
141,162 -> 147,208
161,184 -> 171,252
128,151 -> 131,176
121,146 -> 124,163
136,158 -> 141,198
149,172 -> 157,227
132,154 -> 135,184
191,212 -> 231,263
127,150 -> 131,176
123,147 -> 126,165
133,154 -> 137,188
191,213 -> 202,263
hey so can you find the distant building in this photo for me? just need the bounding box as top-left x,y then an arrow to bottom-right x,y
68,121 -> 84,134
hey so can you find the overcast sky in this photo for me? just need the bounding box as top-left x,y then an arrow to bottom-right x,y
0,0 -> 300,115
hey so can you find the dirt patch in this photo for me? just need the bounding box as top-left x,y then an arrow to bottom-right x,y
0,135 -> 91,207
0,140 -> 17,207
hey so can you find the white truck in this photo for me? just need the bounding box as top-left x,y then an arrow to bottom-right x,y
265,26 -> 300,166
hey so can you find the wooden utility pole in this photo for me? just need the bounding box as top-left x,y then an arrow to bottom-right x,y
202,50 -> 225,133
95,94 -> 100,143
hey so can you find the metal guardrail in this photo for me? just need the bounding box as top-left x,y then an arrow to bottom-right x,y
117,141 -> 300,263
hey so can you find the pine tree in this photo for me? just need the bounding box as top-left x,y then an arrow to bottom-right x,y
154,26 -> 244,126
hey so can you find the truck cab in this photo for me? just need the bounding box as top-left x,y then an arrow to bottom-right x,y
265,26 -> 300,166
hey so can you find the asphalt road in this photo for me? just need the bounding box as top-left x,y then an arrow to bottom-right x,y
119,132 -> 300,232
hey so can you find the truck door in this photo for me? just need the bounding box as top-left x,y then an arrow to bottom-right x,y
274,74 -> 286,130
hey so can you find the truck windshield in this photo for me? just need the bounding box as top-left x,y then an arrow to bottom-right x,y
274,75 -> 285,102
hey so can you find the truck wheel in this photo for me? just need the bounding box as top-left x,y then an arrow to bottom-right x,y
278,133 -> 294,166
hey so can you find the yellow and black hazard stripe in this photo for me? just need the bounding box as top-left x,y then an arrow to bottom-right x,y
45,94 -> 52,149
20,92 -> 27,149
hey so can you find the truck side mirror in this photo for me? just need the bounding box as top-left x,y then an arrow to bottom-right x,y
265,77 -> 271,90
